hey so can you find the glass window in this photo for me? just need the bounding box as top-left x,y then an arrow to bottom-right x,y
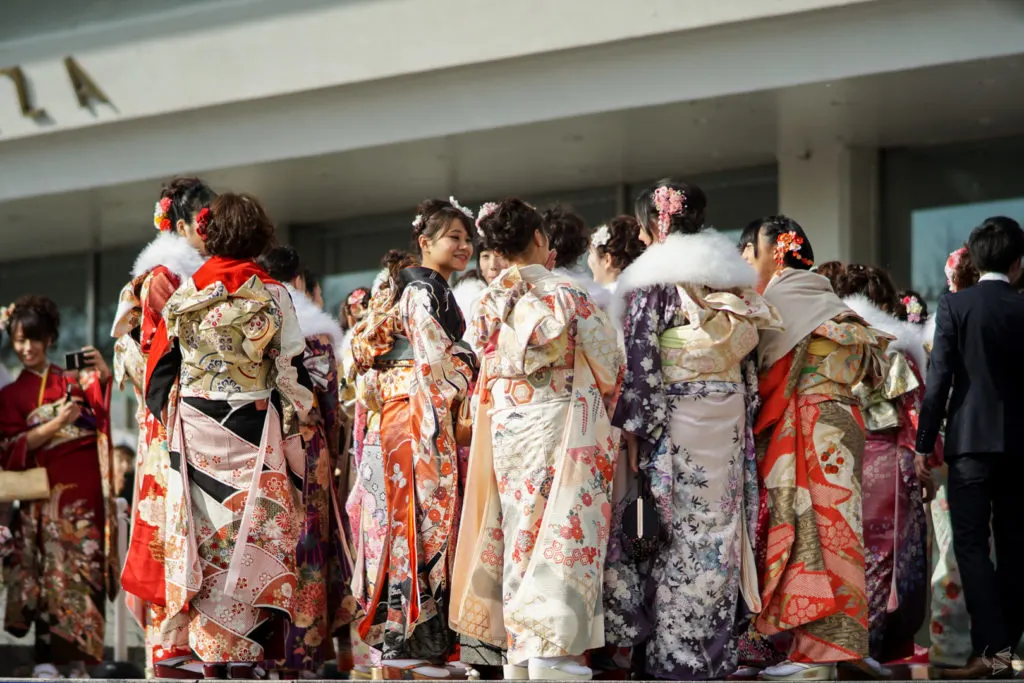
882,134 -> 1024,299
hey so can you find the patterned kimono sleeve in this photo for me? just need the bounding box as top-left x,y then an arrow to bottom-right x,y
403,287 -> 474,404
572,289 -> 624,398
270,285 -> 315,423
611,284 -> 678,445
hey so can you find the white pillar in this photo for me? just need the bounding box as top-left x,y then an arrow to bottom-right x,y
777,143 -> 880,266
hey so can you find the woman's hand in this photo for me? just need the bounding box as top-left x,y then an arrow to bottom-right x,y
56,399 -> 82,427
83,346 -> 111,382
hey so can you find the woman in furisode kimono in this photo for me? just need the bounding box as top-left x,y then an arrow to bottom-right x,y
145,193 -> 314,679
450,197 -> 623,681
348,199 -> 478,679
602,180 -> 780,680
110,177 -> 212,678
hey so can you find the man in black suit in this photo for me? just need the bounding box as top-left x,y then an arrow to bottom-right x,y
917,216 -> 1024,679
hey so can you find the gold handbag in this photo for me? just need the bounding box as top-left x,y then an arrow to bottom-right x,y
0,367 -> 53,503
0,467 -> 50,503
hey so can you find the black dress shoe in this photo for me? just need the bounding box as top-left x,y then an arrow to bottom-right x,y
939,656 -> 1014,680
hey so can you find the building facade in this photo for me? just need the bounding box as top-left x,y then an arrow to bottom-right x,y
2,0 -> 1024,434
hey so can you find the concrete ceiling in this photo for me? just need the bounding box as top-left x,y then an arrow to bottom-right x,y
2,53 -> 1023,261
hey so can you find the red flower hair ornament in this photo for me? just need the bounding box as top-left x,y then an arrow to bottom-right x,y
774,230 -> 814,269
153,197 -> 173,232
195,207 -> 212,240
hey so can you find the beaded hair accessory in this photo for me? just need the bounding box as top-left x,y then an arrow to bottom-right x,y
775,230 -> 813,268
945,246 -> 968,292
195,207 -> 212,240
652,186 -> 685,243
902,295 -> 924,324
153,197 -> 173,232
591,224 -> 611,250
0,303 -> 14,333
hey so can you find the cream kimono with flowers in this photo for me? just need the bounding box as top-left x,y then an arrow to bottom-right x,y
450,264 -> 623,664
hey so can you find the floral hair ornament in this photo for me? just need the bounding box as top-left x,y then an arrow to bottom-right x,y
195,207 -> 212,240
945,246 -> 968,292
153,197 -> 173,232
448,196 -> 474,222
902,295 -> 924,324
0,303 -> 14,333
475,202 -> 499,238
591,224 -> 611,250
652,186 -> 686,243
775,230 -> 814,269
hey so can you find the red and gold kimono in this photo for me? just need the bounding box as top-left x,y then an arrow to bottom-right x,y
349,266 -> 477,661
0,365 -> 114,664
111,232 -> 205,669
753,268 -> 890,664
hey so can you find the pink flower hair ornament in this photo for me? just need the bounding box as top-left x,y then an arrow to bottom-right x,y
475,202 -> 499,238
902,295 -> 924,324
652,186 -> 685,242
945,246 -> 968,292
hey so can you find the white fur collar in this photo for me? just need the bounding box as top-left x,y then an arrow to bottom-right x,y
610,230 -> 757,323
286,284 -> 344,350
843,294 -> 929,373
451,277 -> 486,321
131,232 -> 206,280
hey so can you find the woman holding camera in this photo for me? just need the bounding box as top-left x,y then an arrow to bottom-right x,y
0,295 -> 114,679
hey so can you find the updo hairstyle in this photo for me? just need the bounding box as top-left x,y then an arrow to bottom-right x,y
203,193 -> 276,259
595,215 -> 646,271
8,295 -> 61,344
413,199 -> 474,255
634,178 -> 708,237
815,261 -> 846,291
738,215 -> 816,271
160,177 -> 217,229
542,205 -> 589,269
257,245 -> 302,283
834,263 -> 906,318
477,198 -> 545,258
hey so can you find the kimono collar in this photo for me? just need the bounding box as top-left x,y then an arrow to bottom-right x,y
192,256 -> 280,293
399,267 -> 465,342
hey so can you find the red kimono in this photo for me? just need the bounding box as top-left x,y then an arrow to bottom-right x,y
0,366 -> 113,664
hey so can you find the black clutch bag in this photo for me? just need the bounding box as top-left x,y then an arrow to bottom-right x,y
621,474 -> 667,563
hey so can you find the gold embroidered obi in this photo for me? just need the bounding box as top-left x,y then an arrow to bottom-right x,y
852,349 -> 919,432
794,318 -> 891,401
659,285 -> 780,385
164,277 -> 283,396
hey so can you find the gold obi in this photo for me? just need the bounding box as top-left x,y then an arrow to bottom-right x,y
658,319 -> 756,385
852,350 -> 920,432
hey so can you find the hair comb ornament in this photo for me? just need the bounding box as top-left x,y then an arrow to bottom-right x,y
652,186 -> 685,243
590,225 -> 611,249
153,197 -> 173,232
195,207 -> 212,240
774,230 -> 813,269
902,295 -> 924,323
945,246 -> 968,292
475,202 -> 499,238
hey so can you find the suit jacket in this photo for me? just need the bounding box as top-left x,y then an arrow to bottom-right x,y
917,279 -> 1024,457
